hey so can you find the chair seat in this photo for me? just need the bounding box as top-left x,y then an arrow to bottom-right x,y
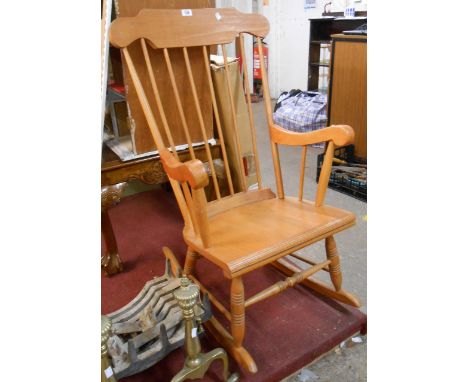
184,196 -> 355,277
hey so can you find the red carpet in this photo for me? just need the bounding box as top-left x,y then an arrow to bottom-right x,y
102,188 -> 366,381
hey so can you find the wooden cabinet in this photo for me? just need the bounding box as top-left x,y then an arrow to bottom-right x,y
328,34 -> 367,160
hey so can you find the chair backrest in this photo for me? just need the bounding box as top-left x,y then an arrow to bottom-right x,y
109,8 -> 271,237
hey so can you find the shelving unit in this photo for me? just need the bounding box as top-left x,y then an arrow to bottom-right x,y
307,15 -> 367,93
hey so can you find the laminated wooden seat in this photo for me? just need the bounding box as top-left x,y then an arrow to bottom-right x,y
109,7 -> 361,374
185,191 -> 356,277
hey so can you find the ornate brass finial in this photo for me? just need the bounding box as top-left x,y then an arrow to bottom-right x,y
171,278 -> 238,382
174,276 -> 200,320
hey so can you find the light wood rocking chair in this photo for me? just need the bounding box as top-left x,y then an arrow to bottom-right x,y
109,8 -> 360,374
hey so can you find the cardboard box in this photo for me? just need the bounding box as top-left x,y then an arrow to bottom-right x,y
211,59 -> 258,192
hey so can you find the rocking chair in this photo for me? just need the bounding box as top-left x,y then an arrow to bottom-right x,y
109,8 -> 360,374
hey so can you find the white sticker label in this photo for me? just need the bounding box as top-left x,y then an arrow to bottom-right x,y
215,12 -> 222,21
104,367 -> 114,378
181,9 -> 192,16
191,327 -> 197,338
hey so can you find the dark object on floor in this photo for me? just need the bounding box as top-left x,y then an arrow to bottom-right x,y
316,145 -> 367,202
249,93 -> 260,103
101,189 -> 367,382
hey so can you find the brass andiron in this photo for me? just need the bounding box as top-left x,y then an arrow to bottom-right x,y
101,316 -> 117,382
171,277 -> 239,382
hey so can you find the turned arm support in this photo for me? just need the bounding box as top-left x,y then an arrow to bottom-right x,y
270,124 -> 355,147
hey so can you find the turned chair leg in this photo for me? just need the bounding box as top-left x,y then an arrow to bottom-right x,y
183,249 -> 199,276
325,236 -> 342,291
231,277 -> 245,348
200,276 -> 258,373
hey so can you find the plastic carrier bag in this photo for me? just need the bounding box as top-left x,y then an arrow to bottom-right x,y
273,90 -> 327,134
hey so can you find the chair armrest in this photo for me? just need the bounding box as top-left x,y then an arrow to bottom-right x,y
160,149 -> 209,189
270,124 -> 355,147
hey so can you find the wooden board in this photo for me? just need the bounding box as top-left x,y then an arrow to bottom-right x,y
211,60 -> 257,192
117,0 -> 216,154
